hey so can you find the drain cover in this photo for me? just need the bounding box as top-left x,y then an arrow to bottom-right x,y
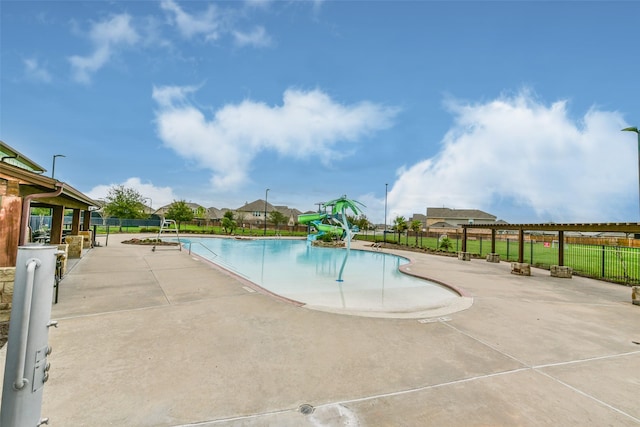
299,404 -> 315,415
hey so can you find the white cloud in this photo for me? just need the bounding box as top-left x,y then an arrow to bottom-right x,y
86,177 -> 177,210
69,14 -> 139,83
388,90 -> 635,223
160,0 -> 221,41
152,85 -> 399,190
232,26 -> 272,48
23,57 -> 52,83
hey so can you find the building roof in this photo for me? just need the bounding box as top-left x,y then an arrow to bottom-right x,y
427,207 -> 496,220
237,199 -> 275,212
0,140 -> 46,173
0,155 -> 97,209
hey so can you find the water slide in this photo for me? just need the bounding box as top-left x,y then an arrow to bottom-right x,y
297,212 -> 344,239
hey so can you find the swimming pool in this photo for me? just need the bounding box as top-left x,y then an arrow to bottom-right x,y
182,237 -> 468,318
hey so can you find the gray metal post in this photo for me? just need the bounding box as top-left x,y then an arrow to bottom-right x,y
1,246 -> 57,427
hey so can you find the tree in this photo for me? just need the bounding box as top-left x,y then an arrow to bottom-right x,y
104,185 -> 148,231
268,210 -> 287,232
410,220 -> 422,246
165,200 -> 194,229
393,215 -> 407,242
195,206 -> 207,219
221,210 -> 237,234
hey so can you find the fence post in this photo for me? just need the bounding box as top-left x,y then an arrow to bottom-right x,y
601,245 -> 606,278
507,239 -> 510,260
479,236 -> 482,256
530,239 -> 534,265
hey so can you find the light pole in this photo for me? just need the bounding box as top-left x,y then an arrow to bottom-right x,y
622,127 -> 640,219
264,188 -> 270,236
52,154 -> 65,179
384,183 -> 388,243
142,197 -> 153,214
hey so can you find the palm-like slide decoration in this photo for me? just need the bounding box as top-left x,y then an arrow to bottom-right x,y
323,195 -> 365,244
322,195 -> 366,282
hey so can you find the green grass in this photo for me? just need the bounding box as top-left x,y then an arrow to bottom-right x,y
356,233 -> 640,285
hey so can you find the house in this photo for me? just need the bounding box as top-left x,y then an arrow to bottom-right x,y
235,199 -> 274,226
274,205 -> 303,227
155,202 -> 207,218
409,213 -> 427,230
426,207 -> 498,227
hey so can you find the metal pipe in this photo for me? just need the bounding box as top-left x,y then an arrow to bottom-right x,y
13,258 -> 40,390
20,183 -> 64,245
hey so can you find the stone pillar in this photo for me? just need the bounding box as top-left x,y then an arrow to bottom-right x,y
78,230 -> 92,249
0,267 -> 16,322
486,253 -> 500,263
458,252 -> 471,261
57,243 -> 69,275
550,265 -> 573,278
0,178 -> 21,267
632,286 -> 640,306
65,235 -> 84,259
511,262 -> 531,276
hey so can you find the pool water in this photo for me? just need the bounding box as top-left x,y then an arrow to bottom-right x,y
182,238 -> 462,316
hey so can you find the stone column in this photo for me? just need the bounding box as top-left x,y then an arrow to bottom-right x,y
65,235 -> 84,259
511,262 -> 531,276
0,267 -> 16,322
486,253 -> 500,263
632,286 -> 640,306
458,252 -> 471,261
550,265 -> 572,278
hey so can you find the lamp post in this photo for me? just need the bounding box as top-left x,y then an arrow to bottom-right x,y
622,127 -> 640,219
264,188 -> 270,236
142,197 -> 153,214
51,154 -> 65,179
384,183 -> 388,243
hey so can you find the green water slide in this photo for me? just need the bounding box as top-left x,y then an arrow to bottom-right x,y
298,212 -> 344,236
297,213 -> 326,224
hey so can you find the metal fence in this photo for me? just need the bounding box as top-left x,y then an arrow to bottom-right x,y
364,231 -> 640,285
29,215 -> 161,231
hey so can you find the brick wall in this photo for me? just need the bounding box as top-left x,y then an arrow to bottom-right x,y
0,266 -> 16,322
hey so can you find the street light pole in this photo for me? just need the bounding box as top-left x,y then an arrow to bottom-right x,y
142,197 -> 153,214
622,127 -> 640,220
264,188 -> 270,236
384,183 -> 388,243
51,154 -> 65,179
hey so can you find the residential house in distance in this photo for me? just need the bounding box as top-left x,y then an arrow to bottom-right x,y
155,202 -> 207,219
426,207 -> 498,229
235,199 -> 274,227
409,213 -> 427,230
274,205 -> 303,227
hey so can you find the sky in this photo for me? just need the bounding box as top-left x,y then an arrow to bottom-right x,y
2,0 -> 640,225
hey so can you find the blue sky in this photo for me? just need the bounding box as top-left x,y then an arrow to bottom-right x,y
2,1 -> 639,224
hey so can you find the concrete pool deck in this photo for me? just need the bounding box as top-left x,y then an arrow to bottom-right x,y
1,233 -> 639,426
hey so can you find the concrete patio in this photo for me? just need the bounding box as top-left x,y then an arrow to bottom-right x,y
1,233 -> 639,426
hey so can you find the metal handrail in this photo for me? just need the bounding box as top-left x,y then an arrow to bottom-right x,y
14,258 -> 40,390
187,241 -> 218,258
185,240 -> 250,278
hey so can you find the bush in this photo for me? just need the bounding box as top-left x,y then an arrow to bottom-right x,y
439,236 -> 453,251
320,232 -> 336,242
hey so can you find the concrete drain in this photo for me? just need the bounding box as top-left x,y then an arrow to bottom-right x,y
299,404 -> 315,415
